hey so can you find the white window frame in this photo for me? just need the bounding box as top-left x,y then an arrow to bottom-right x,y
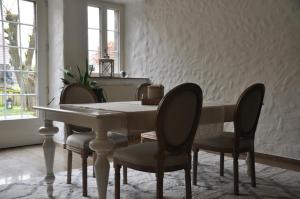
87,0 -> 124,76
0,0 -> 46,121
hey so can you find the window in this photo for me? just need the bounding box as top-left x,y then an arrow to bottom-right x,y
87,2 -> 122,76
0,0 -> 37,120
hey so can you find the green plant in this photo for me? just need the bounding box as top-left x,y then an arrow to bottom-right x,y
61,59 -> 97,89
60,59 -> 106,103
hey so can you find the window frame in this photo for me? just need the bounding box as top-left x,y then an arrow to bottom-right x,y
0,0 -> 40,120
87,0 -> 124,76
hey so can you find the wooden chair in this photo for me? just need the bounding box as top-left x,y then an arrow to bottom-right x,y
113,83 -> 203,199
192,83 -> 265,195
136,82 -> 151,100
60,83 -> 128,197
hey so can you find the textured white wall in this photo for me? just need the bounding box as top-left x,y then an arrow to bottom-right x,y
124,0 -> 300,159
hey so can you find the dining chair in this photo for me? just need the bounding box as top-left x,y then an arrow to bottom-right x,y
60,83 -> 128,197
113,83 -> 203,199
192,83 -> 265,195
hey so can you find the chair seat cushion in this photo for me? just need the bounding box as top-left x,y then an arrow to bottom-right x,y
66,131 -> 128,149
193,132 -> 252,153
113,142 -> 188,171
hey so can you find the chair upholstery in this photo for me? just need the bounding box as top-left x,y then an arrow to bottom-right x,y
114,142 -> 189,170
113,83 -> 203,199
192,83 -> 265,195
67,131 -> 128,149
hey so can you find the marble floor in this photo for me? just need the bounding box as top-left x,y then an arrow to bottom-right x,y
0,147 -> 299,199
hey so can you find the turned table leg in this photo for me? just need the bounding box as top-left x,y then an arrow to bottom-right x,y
90,131 -> 114,199
39,120 -> 59,197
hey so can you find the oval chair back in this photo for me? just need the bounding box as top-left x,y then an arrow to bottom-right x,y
156,83 -> 203,155
60,83 -> 97,133
234,83 -> 265,141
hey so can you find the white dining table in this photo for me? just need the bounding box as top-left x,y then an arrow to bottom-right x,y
34,101 -> 235,199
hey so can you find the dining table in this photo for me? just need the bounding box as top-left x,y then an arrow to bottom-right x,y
34,101 -> 236,199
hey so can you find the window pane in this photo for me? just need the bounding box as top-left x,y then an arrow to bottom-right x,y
3,22 -> 20,47
0,96 -> 5,117
2,0 -> 19,22
5,46 -> 21,70
88,51 -> 100,74
107,31 -> 119,54
0,21 -> 4,47
88,6 -> 99,29
107,9 -> 119,31
0,71 -> 4,91
0,47 -> 5,70
20,25 -> 35,48
113,52 -> 120,73
23,95 -> 36,117
21,48 -> 36,71
22,72 -> 36,94
5,95 -> 22,119
6,71 -> 21,94
19,0 -> 35,25
88,29 -> 100,51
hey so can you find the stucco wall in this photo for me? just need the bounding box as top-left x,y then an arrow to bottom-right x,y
124,0 -> 300,159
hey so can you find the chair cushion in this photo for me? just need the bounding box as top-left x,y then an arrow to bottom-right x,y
66,131 -> 128,149
193,132 -> 252,153
113,142 -> 188,171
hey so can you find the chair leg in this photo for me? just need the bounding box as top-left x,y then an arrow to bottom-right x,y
93,152 -> 96,178
67,150 -> 72,184
115,164 -> 121,199
233,153 -> 239,195
220,152 -> 224,176
249,151 -> 256,187
156,171 -> 164,199
192,149 -> 199,185
82,154 -> 88,197
185,168 -> 192,199
123,166 -> 128,184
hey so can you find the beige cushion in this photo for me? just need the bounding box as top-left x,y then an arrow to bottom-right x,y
193,132 -> 252,152
66,131 -> 128,149
113,142 -> 188,169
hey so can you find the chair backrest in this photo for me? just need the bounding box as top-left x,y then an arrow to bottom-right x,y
234,83 -> 265,140
136,83 -> 151,100
60,83 -> 97,104
60,83 -> 97,133
156,83 -> 203,154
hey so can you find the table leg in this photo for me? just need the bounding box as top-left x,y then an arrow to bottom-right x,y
90,131 -> 114,199
39,120 -> 59,197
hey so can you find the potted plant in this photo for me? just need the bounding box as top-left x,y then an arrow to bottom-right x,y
61,60 -> 106,102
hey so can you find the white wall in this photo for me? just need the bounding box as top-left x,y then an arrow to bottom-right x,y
124,0 -> 300,159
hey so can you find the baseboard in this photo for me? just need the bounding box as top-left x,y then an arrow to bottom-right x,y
255,152 -> 300,166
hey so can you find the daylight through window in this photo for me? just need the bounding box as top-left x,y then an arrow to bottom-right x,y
0,0 -> 37,120
88,5 -> 121,75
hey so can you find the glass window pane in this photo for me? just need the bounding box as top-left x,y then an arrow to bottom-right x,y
0,22 -> 4,47
5,46 -> 21,70
0,47 -> 5,70
20,25 -> 35,48
88,6 -> 99,29
19,0 -> 35,25
88,29 -> 100,51
5,95 -> 22,119
3,22 -> 20,47
6,71 -> 21,94
113,52 -> 119,73
2,0 -> 19,22
23,95 -> 36,118
88,51 -> 100,74
22,72 -> 36,94
21,48 -> 36,71
0,96 -> 5,119
0,71 -> 4,91
107,31 -> 117,54
107,9 -> 119,31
